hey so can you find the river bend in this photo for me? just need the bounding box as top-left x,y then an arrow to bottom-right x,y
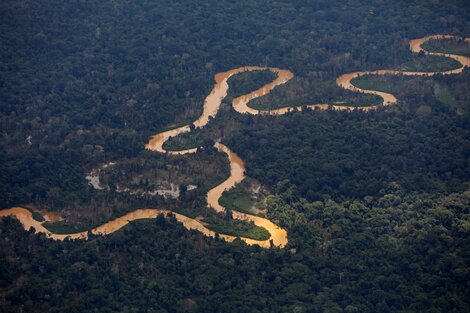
2,35 -> 468,248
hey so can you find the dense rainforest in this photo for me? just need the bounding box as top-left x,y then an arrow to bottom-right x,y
1,0 -> 470,312
1,189 -> 469,312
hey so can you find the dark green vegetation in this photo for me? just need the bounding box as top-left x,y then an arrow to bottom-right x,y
226,97 -> 470,202
219,178 -> 268,215
220,191 -> 256,214
398,54 -> 461,71
248,77 -> 383,110
1,189 -> 469,312
26,208 -> 45,222
227,70 -> 277,99
41,221 -> 87,234
31,211 -> 45,222
352,70 -> 470,114
422,37 -> 470,57
206,217 -> 271,241
1,0 -> 470,312
2,0 -> 470,211
351,75 -> 394,93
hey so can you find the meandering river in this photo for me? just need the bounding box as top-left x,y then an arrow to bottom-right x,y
1,35 -> 468,248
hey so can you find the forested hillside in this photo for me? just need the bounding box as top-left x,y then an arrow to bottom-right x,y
1,0 -> 470,312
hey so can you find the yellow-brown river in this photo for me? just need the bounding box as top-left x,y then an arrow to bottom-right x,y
1,35 -> 469,248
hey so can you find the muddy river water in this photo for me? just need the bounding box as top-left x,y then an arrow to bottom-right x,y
2,35 -> 469,248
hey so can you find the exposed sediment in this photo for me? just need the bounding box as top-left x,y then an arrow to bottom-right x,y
2,35 -> 468,248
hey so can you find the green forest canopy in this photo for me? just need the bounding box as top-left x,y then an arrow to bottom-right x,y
0,0 -> 469,312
